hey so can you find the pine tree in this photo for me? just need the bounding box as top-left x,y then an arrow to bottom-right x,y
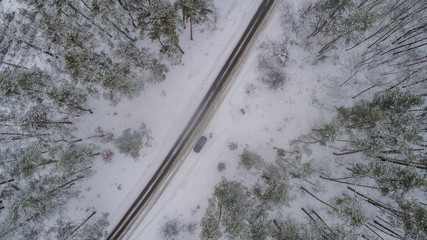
114,124 -> 151,159
90,0 -> 136,42
254,163 -> 292,205
331,194 -> 367,228
115,41 -> 168,83
270,217 -> 317,240
138,0 -> 184,54
174,0 -> 213,40
64,49 -> 142,104
200,179 -> 272,239
0,66 -> 100,238
48,212 -> 109,240
239,149 -> 264,170
315,89 -> 424,167
398,200 -> 427,238
200,197 -> 221,240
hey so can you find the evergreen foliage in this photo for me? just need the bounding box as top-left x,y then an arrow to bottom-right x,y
239,149 -> 263,170
48,212 -> 109,240
138,0 -> 184,55
0,0 -> 217,237
217,162 -> 225,172
208,179 -> 261,239
255,163 -> 292,205
201,150 -> 315,239
64,49 -> 141,104
331,195 -> 367,228
114,123 -> 151,159
174,0 -> 213,40
397,200 -> 427,237
200,197 -> 221,240
315,89 -> 426,194
0,48 -> 100,240
115,41 -> 168,83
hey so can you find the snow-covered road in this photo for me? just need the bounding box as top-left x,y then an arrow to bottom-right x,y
66,0 -> 267,238
107,0 -> 277,238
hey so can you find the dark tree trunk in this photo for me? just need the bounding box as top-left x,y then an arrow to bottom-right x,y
190,9 -> 193,40
64,211 -> 96,240
171,34 -> 185,54
0,179 -> 14,186
1,61 -> 29,69
67,3 -> 113,38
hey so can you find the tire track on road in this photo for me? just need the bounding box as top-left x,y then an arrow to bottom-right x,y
106,0 -> 277,238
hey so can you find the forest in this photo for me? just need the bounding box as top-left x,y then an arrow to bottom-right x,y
0,0 -> 213,239
196,0 -> 427,240
1,0 -> 426,239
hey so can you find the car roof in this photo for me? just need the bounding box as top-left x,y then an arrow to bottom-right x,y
194,136 -> 207,152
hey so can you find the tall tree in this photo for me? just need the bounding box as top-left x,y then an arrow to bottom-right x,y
314,89 -> 426,194
139,0 -> 184,54
0,66 -> 99,239
64,49 -> 142,104
114,41 -> 168,83
174,0 -> 213,40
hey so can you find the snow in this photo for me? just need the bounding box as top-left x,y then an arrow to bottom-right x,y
66,0 -> 267,234
65,0 -> 353,238
127,1 -> 339,239
65,0 -> 412,238
1,0 -> 423,238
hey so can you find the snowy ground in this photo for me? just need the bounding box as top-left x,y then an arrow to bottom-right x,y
63,0 -> 407,238
2,0 -> 422,238
128,2 -> 343,239
66,0 -> 267,234
66,0 -> 375,238
66,0 -> 352,237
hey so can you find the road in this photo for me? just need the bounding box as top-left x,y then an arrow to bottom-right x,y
106,0 -> 277,239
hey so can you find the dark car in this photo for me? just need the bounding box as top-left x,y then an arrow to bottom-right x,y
193,136 -> 207,153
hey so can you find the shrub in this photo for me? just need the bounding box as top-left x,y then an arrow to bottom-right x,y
258,41 -> 288,90
160,218 -> 182,240
217,162 -> 226,172
101,149 -> 114,163
227,142 -> 238,150
239,150 -> 263,170
114,123 -> 150,160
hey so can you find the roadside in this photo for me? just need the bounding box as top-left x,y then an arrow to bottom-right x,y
64,0 -> 263,232
127,1 -> 330,239
107,1 -> 278,238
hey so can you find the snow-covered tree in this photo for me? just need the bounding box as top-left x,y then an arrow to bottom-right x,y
138,0 -> 184,54
200,179 -> 273,239
48,212 -> 109,240
64,49 -> 142,104
270,217 -> 317,240
0,65 -> 102,238
253,163 -> 292,205
90,0 -> 136,42
258,41 -> 288,90
331,194 -> 368,228
174,0 -> 213,40
239,149 -> 264,171
398,200 -> 427,238
115,41 -> 168,83
314,89 -> 426,194
200,197 -> 221,240
114,123 -> 151,159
